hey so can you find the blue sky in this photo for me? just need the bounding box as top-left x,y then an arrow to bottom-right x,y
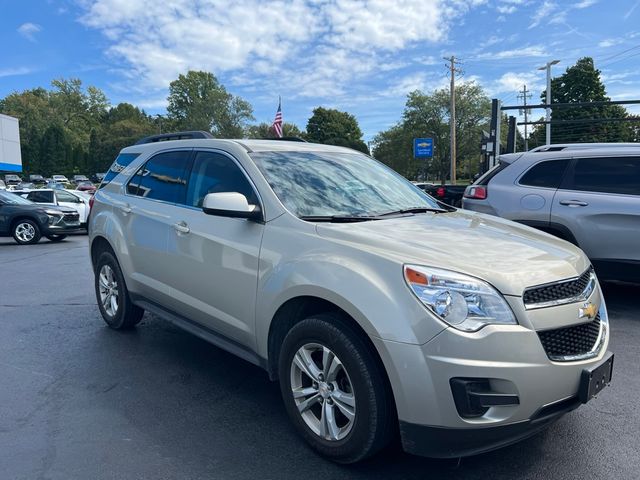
1,0 -> 640,142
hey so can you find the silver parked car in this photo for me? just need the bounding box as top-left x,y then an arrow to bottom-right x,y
89,135 -> 612,463
463,145 -> 640,282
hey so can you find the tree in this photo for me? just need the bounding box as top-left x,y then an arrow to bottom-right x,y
167,71 -> 254,137
247,122 -> 304,139
529,57 -> 634,146
374,82 -> 491,182
305,107 -> 368,152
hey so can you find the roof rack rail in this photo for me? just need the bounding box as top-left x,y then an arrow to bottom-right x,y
135,131 -> 214,145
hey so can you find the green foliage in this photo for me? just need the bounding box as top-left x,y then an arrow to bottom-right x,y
246,122 -> 304,139
374,82 -> 491,182
529,57 -> 634,146
305,107 -> 367,152
167,71 -> 254,137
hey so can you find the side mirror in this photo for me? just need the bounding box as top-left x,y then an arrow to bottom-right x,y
202,192 -> 262,221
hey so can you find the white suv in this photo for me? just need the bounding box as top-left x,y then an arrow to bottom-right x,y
89,134 -> 613,463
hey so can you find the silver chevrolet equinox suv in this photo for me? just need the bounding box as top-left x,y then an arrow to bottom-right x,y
89,132 -> 613,463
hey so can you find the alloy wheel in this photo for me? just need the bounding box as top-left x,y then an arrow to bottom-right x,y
290,343 -> 356,441
15,222 -> 36,243
98,265 -> 119,317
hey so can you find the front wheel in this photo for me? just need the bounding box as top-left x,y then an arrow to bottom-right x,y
12,219 -> 41,245
278,313 -> 394,463
46,234 -> 67,242
94,251 -> 144,329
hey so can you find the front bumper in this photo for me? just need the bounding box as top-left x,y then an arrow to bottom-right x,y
372,286 -> 610,457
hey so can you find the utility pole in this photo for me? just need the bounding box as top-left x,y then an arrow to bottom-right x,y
538,60 -> 560,145
444,55 -> 462,184
518,85 -> 532,151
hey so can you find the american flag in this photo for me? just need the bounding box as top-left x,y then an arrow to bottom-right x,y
271,97 -> 283,138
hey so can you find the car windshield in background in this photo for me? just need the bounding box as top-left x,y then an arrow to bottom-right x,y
250,151 -> 441,218
0,191 -> 34,205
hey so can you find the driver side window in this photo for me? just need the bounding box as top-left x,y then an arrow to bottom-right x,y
185,151 -> 258,208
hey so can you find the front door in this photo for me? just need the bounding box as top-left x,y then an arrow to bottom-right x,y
163,149 -> 264,348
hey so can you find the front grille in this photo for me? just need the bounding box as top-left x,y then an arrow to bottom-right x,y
523,267 -> 593,307
63,213 -> 79,222
538,314 -> 601,360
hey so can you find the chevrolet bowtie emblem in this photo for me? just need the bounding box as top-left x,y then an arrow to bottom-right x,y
579,302 -> 598,320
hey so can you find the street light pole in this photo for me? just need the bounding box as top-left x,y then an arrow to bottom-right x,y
538,60 -> 560,145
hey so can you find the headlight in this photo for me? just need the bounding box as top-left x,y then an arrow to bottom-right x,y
44,209 -> 63,224
404,265 -> 517,332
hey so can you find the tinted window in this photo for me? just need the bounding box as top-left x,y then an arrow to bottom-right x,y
127,151 -> 190,203
56,190 -> 80,203
519,159 -> 569,188
570,157 -> 640,195
27,190 -> 55,203
185,151 -> 257,208
101,153 -> 141,189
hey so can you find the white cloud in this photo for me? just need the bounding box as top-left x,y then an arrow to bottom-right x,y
574,0 -> 597,7
0,66 -> 35,78
599,38 -> 623,48
17,22 -> 42,41
76,0 -> 484,98
475,44 -> 548,60
492,71 -> 543,95
529,1 -> 556,29
497,5 -> 517,14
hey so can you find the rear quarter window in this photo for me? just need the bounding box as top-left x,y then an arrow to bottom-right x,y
519,159 -> 569,189
100,153 -> 141,189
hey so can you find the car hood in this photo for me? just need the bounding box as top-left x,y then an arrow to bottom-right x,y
315,210 -> 589,296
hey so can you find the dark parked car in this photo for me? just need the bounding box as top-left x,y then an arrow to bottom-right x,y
415,182 -> 466,207
91,172 -> 106,183
72,174 -> 90,184
29,174 -> 46,185
0,190 -> 81,245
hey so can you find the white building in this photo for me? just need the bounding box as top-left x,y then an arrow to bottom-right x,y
0,114 -> 22,172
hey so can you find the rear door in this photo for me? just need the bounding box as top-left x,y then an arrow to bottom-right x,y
26,190 -> 56,205
120,149 -> 192,305
508,158 -> 570,226
552,155 -> 640,264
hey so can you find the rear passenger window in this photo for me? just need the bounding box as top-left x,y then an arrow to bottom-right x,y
519,159 -> 569,188
184,151 -> 257,208
28,190 -> 54,203
570,157 -> 640,195
127,151 -> 190,203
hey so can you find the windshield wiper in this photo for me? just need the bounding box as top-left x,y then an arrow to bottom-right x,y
377,206 -> 449,217
299,215 -> 381,223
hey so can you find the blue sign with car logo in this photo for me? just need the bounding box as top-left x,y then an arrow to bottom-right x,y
414,138 -> 433,158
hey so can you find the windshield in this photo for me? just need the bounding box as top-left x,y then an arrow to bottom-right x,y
0,191 -> 34,205
250,151 -> 441,217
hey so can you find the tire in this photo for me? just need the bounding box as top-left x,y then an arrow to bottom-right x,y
46,234 -> 67,242
12,219 -> 41,245
94,251 -> 144,329
278,313 -> 394,463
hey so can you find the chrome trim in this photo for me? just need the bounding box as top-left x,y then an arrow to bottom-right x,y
523,268 -> 596,310
548,303 -> 608,362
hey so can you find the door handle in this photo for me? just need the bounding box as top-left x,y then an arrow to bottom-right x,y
173,222 -> 190,234
120,204 -> 132,214
559,200 -> 588,207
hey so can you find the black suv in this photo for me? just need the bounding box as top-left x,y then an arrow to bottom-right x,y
0,191 -> 81,245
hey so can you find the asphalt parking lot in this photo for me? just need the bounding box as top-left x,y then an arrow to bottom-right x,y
0,235 -> 638,480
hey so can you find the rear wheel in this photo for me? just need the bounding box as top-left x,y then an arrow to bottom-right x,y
94,251 -> 144,329
46,234 -> 67,242
278,313 -> 394,463
12,219 -> 41,245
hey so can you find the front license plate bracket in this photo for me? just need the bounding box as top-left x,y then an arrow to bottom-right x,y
579,352 -> 614,404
